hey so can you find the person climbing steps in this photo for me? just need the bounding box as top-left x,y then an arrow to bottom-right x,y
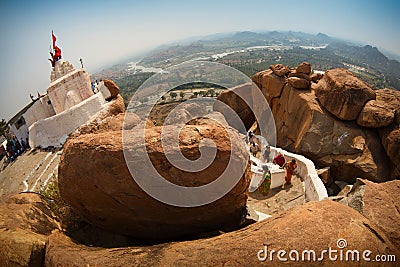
282,159 -> 297,187
258,165 -> 271,196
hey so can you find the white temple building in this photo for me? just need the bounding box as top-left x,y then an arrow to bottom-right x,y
8,47 -> 108,148
28,59 -> 107,148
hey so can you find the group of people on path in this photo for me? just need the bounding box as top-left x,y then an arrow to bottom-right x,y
2,136 -> 29,163
246,130 -> 297,196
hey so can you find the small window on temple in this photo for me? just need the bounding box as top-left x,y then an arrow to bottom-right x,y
15,116 -> 26,130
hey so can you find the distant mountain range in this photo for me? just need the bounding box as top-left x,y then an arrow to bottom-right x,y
95,31 -> 400,91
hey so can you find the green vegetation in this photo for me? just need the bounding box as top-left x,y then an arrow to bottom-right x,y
169,92 -> 177,99
172,82 -> 225,91
113,72 -> 155,106
39,178 -> 66,217
115,73 -> 228,107
39,178 -> 85,232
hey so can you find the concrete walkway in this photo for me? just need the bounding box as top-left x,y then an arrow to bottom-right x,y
247,175 -> 305,216
0,149 -> 61,197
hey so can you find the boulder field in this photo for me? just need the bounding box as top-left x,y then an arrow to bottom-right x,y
1,83 -> 399,265
249,63 -> 400,183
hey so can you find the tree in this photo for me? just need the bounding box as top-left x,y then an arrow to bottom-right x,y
0,119 -> 9,139
170,92 -> 177,100
207,89 -> 215,97
161,95 -> 166,103
180,91 -> 185,99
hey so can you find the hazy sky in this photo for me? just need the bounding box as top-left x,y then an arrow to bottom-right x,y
1,0 -> 399,120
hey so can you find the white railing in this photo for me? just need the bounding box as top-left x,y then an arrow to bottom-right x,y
270,147 -> 328,201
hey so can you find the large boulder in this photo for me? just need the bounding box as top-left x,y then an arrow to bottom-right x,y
379,120 -> 400,178
72,94 -> 128,136
58,117 -> 251,240
45,200 -> 399,266
357,88 -> 400,127
103,79 -> 121,100
288,70 -> 311,81
315,68 -> 376,121
269,63 -> 290,77
0,193 -> 60,267
287,76 -> 310,89
214,82 -> 256,129
295,62 -> 312,75
341,179 -> 400,248
252,65 -> 394,183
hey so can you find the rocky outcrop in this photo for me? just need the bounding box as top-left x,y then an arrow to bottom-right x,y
315,68 -> 376,121
72,94 -> 128,136
357,89 -> 400,178
252,64 -> 397,183
379,119 -> 400,178
74,112 -> 140,137
252,62 -> 313,102
273,84 -> 389,182
252,69 -> 285,102
340,179 -> 400,248
357,88 -> 400,128
287,76 -> 310,89
269,63 -> 291,77
103,79 -> 120,100
310,72 -> 323,83
214,82 -> 255,129
295,62 -> 311,75
45,200 -> 399,266
58,117 -> 251,240
0,193 -> 60,267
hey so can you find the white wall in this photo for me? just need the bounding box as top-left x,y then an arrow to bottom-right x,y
24,96 -> 56,127
29,93 -> 105,148
270,147 -> 328,201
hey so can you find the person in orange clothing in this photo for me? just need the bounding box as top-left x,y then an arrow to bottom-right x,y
283,159 -> 297,186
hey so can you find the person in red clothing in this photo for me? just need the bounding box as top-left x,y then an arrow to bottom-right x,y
283,159 -> 297,186
48,31 -> 62,67
273,153 -> 285,167
53,45 -> 62,61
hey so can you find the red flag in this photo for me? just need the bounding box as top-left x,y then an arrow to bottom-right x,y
52,31 -> 56,49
